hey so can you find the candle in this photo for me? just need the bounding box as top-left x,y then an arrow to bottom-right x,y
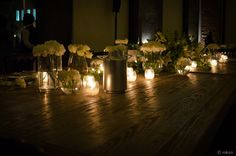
83,75 -> 95,88
83,75 -> 99,95
145,69 -> 155,79
191,61 -> 197,68
127,67 -> 137,82
190,61 -> 197,71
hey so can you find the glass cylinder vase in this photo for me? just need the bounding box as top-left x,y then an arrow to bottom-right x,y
37,55 -> 62,91
68,54 -> 88,75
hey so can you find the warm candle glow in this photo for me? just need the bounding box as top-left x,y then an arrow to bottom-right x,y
83,75 -> 99,95
145,69 -> 155,79
83,75 -> 95,88
191,61 -> 197,68
190,61 -> 197,71
99,64 -> 104,72
127,67 -> 137,82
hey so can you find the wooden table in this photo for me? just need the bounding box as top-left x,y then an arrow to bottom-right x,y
1,61 -> 236,156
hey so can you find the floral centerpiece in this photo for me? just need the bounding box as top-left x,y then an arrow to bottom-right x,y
175,57 -> 191,75
58,69 -> 82,94
33,40 -> 66,90
89,59 -> 104,80
104,44 -> 127,60
140,40 -> 166,74
67,44 -> 93,75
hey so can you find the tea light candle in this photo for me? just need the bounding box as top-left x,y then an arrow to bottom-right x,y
84,81 -> 99,96
127,67 -> 137,82
83,75 -> 95,88
99,63 -> 104,71
83,75 -> 99,95
145,69 -> 155,79
191,61 -> 197,68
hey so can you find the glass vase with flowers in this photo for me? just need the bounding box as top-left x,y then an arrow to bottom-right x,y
33,40 -> 65,91
140,41 -> 166,75
67,44 -> 93,75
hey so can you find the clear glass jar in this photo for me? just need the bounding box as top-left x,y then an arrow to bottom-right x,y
68,54 -> 88,75
37,55 -> 62,91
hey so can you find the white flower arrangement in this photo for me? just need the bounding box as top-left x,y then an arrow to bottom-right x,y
33,40 -> 66,57
140,41 -> 166,54
176,57 -> 191,69
58,69 -> 81,88
115,38 -> 128,45
68,44 -> 93,59
104,45 -> 127,53
104,45 -> 127,60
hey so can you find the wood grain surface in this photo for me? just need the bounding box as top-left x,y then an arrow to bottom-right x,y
1,61 -> 236,156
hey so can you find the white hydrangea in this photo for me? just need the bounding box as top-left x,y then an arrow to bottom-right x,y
140,41 -> 166,54
32,40 -> 66,57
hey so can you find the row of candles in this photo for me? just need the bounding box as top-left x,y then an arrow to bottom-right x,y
79,54 -> 228,95
41,53 -> 228,95
82,53 -> 229,94
181,53 -> 228,74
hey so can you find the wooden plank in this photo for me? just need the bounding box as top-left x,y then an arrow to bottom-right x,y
0,64 -> 236,155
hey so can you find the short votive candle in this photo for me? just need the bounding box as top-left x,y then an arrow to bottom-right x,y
145,69 -> 155,79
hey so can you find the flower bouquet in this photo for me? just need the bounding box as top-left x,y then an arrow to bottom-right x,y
140,41 -> 166,75
68,44 -> 93,75
175,57 -> 191,75
58,69 -> 82,94
33,40 -> 66,91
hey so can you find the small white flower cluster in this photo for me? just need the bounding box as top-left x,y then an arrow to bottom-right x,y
33,40 -> 66,57
140,41 -> 166,54
115,38 -> 128,45
104,45 -> 127,60
104,45 -> 127,53
68,44 -> 93,59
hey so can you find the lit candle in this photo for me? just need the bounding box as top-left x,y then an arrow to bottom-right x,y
145,69 -> 155,79
191,61 -> 197,68
190,61 -> 197,71
83,75 -> 99,95
127,67 -> 137,82
99,63 -> 104,72
83,75 -> 95,88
